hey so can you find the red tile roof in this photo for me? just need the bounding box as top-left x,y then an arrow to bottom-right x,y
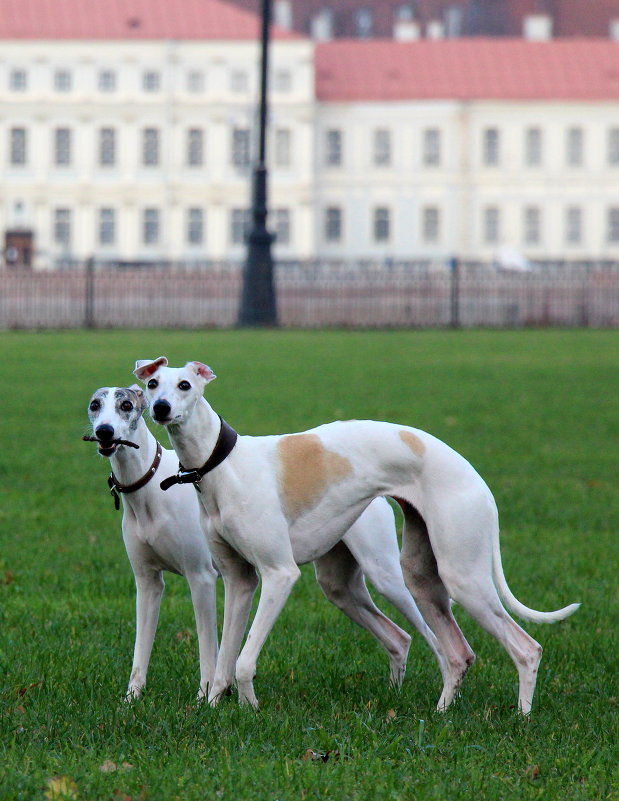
316,39 -> 619,101
0,0 -> 299,40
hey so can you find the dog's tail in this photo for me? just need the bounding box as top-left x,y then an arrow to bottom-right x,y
492,531 -> 580,623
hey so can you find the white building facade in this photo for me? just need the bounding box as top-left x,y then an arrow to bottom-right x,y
0,16 -> 315,267
1,7 -> 619,268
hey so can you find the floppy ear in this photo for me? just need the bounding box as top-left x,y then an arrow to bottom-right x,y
129,384 -> 147,412
134,356 -> 168,382
187,361 -> 217,385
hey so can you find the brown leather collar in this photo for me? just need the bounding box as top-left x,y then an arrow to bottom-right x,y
160,417 -> 237,492
107,442 -> 163,511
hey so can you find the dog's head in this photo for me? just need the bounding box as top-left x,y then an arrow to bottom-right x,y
87,385 -> 146,457
133,357 -> 216,426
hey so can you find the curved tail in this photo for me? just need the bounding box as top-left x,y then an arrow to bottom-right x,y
492,531 -> 580,623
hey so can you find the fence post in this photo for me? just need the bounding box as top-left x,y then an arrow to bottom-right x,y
84,256 -> 95,329
449,256 -> 460,328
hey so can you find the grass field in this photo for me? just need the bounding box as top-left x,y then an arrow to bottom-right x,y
0,329 -> 617,801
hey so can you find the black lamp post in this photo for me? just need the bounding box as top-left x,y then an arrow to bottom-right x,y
238,0 -> 277,326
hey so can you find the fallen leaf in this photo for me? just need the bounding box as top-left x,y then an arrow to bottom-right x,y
525,764 -> 540,780
386,709 -> 396,721
175,629 -> 193,642
45,776 -> 79,800
2,571 -> 14,585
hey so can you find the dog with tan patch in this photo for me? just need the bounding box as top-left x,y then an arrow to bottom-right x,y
134,357 -> 579,714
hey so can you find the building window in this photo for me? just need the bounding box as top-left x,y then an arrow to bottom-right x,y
525,127 -> 542,167
325,129 -> 342,166
98,208 -> 116,245
99,127 -> 116,167
142,208 -> 160,245
565,207 -> 582,244
274,128 -> 291,167
483,206 -> 500,244
273,208 -> 291,245
142,128 -> 160,166
422,206 -> 440,243
373,207 -> 390,242
187,208 -> 204,245
54,69 -> 72,92
9,69 -> 27,91
53,208 -> 71,247
98,70 -> 117,92
422,128 -> 441,166
273,69 -> 292,92
231,208 -> 250,244
325,207 -> 343,242
230,70 -> 248,93
187,70 -> 205,92
373,129 -> 392,166
482,128 -> 500,166
524,206 -> 541,245
566,127 -> 583,167
355,7 -> 374,38
607,208 -> 619,243
54,128 -> 72,166
10,127 -> 27,165
231,127 -> 250,167
187,129 -> 204,167
143,71 -> 161,92
608,129 -> 619,165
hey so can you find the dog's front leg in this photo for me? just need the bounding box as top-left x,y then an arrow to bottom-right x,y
234,561 -> 301,708
207,543 -> 259,706
126,569 -> 165,700
186,566 -> 219,700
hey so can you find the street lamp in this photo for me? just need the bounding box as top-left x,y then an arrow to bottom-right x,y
238,0 -> 277,326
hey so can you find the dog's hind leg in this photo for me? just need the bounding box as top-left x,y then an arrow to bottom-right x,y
397,500 -> 476,710
126,568 -> 165,700
314,541 -> 412,688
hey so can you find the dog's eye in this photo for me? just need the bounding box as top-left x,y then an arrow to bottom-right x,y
89,400 -> 100,412
120,400 -> 133,412
147,379 -> 158,390
178,380 -> 191,391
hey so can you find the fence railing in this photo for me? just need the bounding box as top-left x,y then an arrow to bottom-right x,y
2,259 -> 619,329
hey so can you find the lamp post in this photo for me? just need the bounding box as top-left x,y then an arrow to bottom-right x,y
238,0 -> 277,326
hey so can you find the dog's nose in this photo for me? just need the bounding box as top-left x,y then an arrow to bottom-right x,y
96,424 -> 115,442
152,400 -> 171,422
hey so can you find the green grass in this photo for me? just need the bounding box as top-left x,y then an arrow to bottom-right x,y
0,329 -> 617,801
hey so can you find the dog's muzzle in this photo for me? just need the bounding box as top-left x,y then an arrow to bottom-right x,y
152,399 -> 172,423
95,424 -> 117,456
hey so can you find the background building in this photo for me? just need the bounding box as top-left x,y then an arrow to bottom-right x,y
0,0 -> 315,267
228,0 -> 619,40
2,0 -> 619,268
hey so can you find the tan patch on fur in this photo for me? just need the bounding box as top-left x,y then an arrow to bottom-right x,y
399,430 -> 426,457
277,434 -> 353,520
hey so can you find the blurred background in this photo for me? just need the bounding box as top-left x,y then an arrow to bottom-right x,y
2,0 -> 619,328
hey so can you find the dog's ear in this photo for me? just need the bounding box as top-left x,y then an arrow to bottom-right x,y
134,356 -> 168,382
187,361 -> 217,385
129,384 -> 147,411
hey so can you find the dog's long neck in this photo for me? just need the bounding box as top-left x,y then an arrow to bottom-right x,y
109,416 -> 159,487
166,397 -> 221,470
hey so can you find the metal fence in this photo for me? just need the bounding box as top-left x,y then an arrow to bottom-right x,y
2,259 -> 619,329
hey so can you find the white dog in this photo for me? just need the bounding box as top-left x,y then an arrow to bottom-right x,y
86,385 -> 219,700
134,357 -> 579,714
87,385 -> 445,698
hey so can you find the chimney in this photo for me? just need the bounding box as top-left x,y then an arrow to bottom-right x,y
426,20 -> 445,40
610,19 -> 619,40
393,20 -> 421,40
311,8 -> 333,41
523,14 -> 553,41
273,0 -> 292,30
